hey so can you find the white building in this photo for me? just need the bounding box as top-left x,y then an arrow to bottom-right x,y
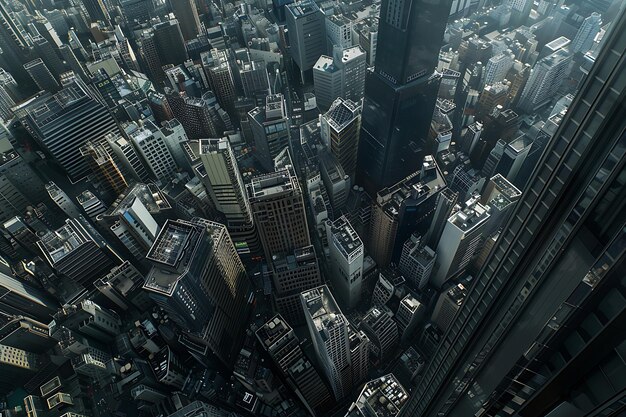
518,49 -> 572,113
326,14 -> 353,50
126,121 -> 177,183
301,285 -> 368,401
571,12 -> 602,54
398,233 -> 437,290
325,216 -> 364,310
484,52 -> 514,86
313,45 -> 366,111
433,199 -> 491,288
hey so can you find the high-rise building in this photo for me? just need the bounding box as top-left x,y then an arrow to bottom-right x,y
152,18 -> 188,66
423,188 -> 459,250
319,151 -> 351,211
0,316 -> 54,353
356,0 -> 451,194
80,141 -> 129,201
271,245 -> 323,326
360,306 -> 399,363
325,215 -> 364,310
120,0 -> 155,23
170,0 -> 202,41
398,234 -> 437,290
0,69 -> 17,121
106,132 -> 151,183
125,120 -> 177,183
432,198 -> 491,288
571,12 -> 601,54
99,183 -> 171,260
248,148 -> 310,261
198,137 -> 258,253
369,156 -> 445,267
320,98 -> 362,180
494,135 -> 532,184
239,59 -> 270,102
396,294 -> 425,343
0,270 -> 58,321
249,94 -> 290,172
400,7 -> 626,416
483,52 -> 514,87
18,77 -> 119,181
313,46 -> 366,111
0,344 -> 43,395
430,282 -> 467,332
256,315 -> 332,415
165,91 -> 232,139
37,218 -> 119,289
24,58 -> 59,93
345,374 -> 408,417
326,15 -> 353,50
301,285 -> 369,401
201,49 -> 237,115
82,0 -> 110,23
517,48 -> 572,113
143,219 -> 251,366
286,0 -> 326,81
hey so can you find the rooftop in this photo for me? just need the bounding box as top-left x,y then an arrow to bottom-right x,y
248,163 -> 300,202
143,220 -> 208,295
301,285 -> 346,335
327,215 -> 363,259
106,183 -> 171,216
255,315 -> 292,349
349,374 -> 408,417
38,220 -> 92,264
446,283 -> 467,305
377,156 -> 445,219
323,98 -> 361,132
449,201 -> 490,233
287,0 -> 320,17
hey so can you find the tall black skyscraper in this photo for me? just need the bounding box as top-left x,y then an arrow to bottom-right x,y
356,0 -> 452,194
401,5 -> 626,417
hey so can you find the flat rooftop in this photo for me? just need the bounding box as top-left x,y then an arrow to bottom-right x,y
328,216 -> 363,259
301,285 -> 346,335
353,374 -> 408,417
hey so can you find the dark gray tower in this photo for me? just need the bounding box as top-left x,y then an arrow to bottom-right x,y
401,5 -> 626,416
356,0 -> 452,195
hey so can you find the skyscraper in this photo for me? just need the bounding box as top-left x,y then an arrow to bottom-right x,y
400,7 -> 626,416
301,285 -> 369,401
368,156 -> 445,267
249,94 -> 290,172
0,271 -> 58,321
80,141 -> 129,201
325,215 -> 364,310
18,77 -> 119,181
320,98 -> 362,180
23,58 -> 59,93
432,198 -> 491,289
0,69 -> 17,121
170,0 -> 201,41
37,218 -> 120,289
248,149 -> 310,261
256,315 -> 332,416
398,234 -> 437,290
517,48 -> 572,113
198,138 -> 258,254
286,0 -> 326,81
571,12 -> 602,54
313,46 -> 366,112
356,0 -> 452,194
143,218 -> 251,366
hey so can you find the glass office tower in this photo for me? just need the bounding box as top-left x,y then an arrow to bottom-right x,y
401,5 -> 626,417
